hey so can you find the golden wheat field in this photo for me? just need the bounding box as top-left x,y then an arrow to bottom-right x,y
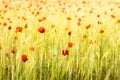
1,0 -> 120,80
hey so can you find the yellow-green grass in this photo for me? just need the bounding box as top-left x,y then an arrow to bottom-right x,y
0,0 -> 120,80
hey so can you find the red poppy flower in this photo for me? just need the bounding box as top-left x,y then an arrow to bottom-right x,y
38,19 -> 42,22
68,42 -> 74,48
21,55 -> 28,62
68,31 -> 72,36
38,27 -> 45,33
83,34 -> 87,39
62,50 -> 69,56
16,27 -> 23,32
77,22 -> 81,26
18,16 -> 20,19
7,18 -> 10,21
24,24 -> 28,29
8,26 -> 12,30
42,17 -> 46,20
111,15 -> 116,18
66,17 -> 71,20
85,24 -> 91,29
100,29 -> 104,33
3,22 -> 7,27
117,19 -> 120,24
32,11 -> 35,15
78,18 -> 81,21
36,11 -> 39,15
11,50 -> 16,54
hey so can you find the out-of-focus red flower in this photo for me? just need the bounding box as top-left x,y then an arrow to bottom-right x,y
117,19 -> 120,24
111,15 -> 116,18
66,17 -> 71,20
83,34 -> 87,39
3,22 -> 7,27
85,24 -> 91,29
16,27 -> 23,32
77,22 -> 81,26
42,17 -> 46,20
68,42 -> 74,48
68,31 -> 72,36
11,50 -> 16,54
100,29 -> 104,33
8,26 -> 12,30
38,27 -> 45,33
21,55 -> 28,62
62,50 -> 69,56
24,24 -> 28,29
36,11 -> 40,15
78,18 -> 81,21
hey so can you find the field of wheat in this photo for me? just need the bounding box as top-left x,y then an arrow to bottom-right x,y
0,0 -> 120,80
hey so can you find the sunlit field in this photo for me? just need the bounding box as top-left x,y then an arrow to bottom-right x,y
1,0 -> 120,80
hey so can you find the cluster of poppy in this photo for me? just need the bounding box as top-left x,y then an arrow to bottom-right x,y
38,17 -> 46,22
61,42 -> 74,56
16,27 -> 23,33
10,49 -> 28,62
37,26 -> 74,56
